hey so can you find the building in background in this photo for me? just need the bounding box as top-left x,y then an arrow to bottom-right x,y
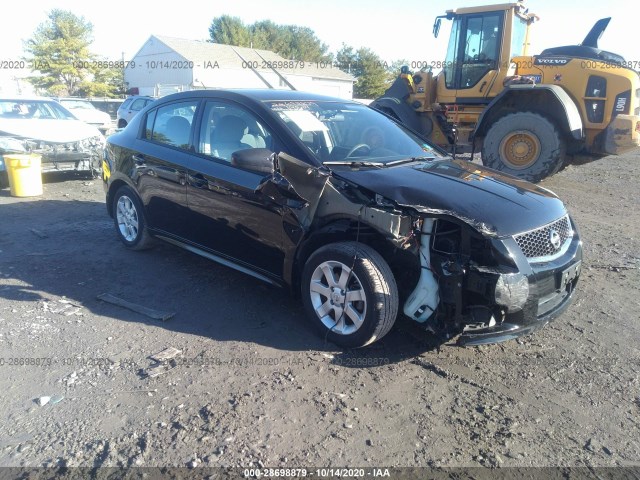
125,36 -> 354,99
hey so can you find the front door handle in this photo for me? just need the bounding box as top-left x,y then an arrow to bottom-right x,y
189,173 -> 208,188
132,154 -> 146,166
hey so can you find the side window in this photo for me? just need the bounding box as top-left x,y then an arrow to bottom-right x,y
144,110 -> 157,140
130,99 -> 147,111
197,101 -> 274,162
444,18 -> 461,90
145,101 -> 197,149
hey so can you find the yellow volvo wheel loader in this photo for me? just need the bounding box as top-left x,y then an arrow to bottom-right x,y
371,1 -> 640,182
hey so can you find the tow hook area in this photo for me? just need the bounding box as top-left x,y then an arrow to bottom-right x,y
403,219 -> 439,324
462,306 -> 497,332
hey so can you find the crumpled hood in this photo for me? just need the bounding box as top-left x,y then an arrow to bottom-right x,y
332,159 -> 567,237
0,118 -> 102,143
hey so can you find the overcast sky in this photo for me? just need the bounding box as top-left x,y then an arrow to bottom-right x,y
2,0 -> 635,66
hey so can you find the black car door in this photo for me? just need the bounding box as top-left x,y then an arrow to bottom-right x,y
132,99 -> 199,238
185,100 -> 286,279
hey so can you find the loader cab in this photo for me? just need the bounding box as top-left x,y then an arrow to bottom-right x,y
435,2 -> 536,103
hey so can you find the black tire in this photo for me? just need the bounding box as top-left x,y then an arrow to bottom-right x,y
0,171 -> 8,189
112,185 -> 153,250
301,242 -> 399,348
117,119 -> 127,129
481,112 -> 566,182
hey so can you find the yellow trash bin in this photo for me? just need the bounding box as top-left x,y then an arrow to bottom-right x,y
4,154 -> 43,197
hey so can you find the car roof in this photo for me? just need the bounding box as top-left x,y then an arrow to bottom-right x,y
158,89 -> 358,104
0,96 -> 55,102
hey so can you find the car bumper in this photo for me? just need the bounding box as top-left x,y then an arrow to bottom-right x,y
458,229 -> 583,346
1,153 -> 100,174
0,136 -> 104,174
39,152 -> 98,173
458,285 -> 577,346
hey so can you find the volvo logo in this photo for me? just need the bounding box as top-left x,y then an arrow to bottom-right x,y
549,230 -> 562,250
534,57 -> 570,66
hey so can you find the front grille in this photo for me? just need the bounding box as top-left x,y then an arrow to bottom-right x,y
513,215 -> 572,260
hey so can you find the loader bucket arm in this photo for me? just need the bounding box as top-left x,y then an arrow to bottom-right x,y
370,77 -> 423,133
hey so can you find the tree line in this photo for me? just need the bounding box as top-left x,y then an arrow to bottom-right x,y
25,11 -> 403,98
209,15 -> 398,98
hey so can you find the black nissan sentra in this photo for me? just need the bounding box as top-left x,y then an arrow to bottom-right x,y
103,90 -> 582,348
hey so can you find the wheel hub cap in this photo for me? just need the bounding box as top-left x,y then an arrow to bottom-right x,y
500,131 -> 541,169
330,288 -> 344,305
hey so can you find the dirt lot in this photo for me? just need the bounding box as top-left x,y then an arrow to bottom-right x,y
0,151 -> 639,473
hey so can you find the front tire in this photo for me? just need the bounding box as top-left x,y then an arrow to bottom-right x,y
481,112 -> 565,182
112,185 -> 153,250
301,242 -> 399,348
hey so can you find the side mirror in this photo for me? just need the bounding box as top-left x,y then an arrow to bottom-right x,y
433,17 -> 442,38
231,148 -> 274,174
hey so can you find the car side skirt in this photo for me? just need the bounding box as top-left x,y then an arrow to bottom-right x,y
154,234 -> 283,287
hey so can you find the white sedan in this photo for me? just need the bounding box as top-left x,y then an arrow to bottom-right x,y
56,98 -> 113,134
0,97 -> 105,184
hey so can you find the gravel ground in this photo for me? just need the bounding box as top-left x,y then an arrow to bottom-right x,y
0,151 -> 639,473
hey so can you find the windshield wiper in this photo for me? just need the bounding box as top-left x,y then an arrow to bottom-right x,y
323,160 -> 385,169
386,156 -> 436,166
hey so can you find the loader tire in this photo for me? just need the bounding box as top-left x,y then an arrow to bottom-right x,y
481,112 -> 565,183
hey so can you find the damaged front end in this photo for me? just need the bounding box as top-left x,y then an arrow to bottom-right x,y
401,212 -> 582,345
0,135 -> 105,177
267,154 -> 582,346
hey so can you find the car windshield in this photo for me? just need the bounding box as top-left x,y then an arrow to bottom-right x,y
0,100 -> 76,120
265,100 -> 438,164
61,99 -> 95,110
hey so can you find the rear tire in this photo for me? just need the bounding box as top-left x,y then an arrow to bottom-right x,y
301,242 -> 399,348
117,119 -> 127,129
481,112 -> 565,182
0,171 -> 8,189
112,185 -> 153,250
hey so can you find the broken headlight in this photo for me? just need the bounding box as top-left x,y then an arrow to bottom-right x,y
80,135 -> 106,152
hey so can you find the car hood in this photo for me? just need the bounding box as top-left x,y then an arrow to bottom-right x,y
0,118 -> 102,143
332,159 -> 567,237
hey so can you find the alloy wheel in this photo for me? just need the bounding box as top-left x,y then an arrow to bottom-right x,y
116,195 -> 139,242
309,260 -> 367,335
